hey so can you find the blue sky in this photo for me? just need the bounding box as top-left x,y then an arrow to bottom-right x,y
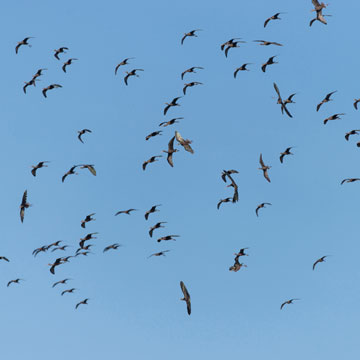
1,0 -> 360,359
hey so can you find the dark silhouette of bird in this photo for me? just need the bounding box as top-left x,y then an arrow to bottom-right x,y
353,99 -> 360,110
115,209 -> 137,216
47,241 -> 63,249
313,256 -> 328,270
163,136 -> 178,167
62,165 -> 79,183
280,298 -> 300,310
32,246 -> 48,257
262,56 -> 278,73
234,63 -> 252,78
32,68 -> 47,80
20,190 -> 31,223
264,13 -> 284,28
273,83 -> 293,118
49,258 -> 64,275
61,288 -> 76,296
51,245 -> 70,252
157,235 -> 180,242
52,279 -> 71,288
142,155 -> 162,171
103,243 -> 121,252
253,40 -> 283,46
284,94 -> 296,105
345,130 -> 360,141
259,154 -> 271,183
323,113 -> 345,125
340,178 -> 360,185
181,67 -> 203,80
164,97 -> 182,116
280,147 -> 294,163
81,213 -> 96,228
217,197 -> 233,209
183,82 -> 203,95
224,41 -> 246,58
23,78 -> 39,94
42,84 -> 62,98
181,29 -> 202,45
16,37 -> 34,54
145,205 -> 161,220
149,222 -> 167,238
79,233 -> 98,249
124,69 -> 144,85
54,47 -> 68,60
256,203 -> 272,217
75,298 -> 89,309
234,248 -> 249,260
180,281 -> 191,315
229,258 -> 247,272
175,131 -> 194,154
146,131 -> 162,141
0,256 -> 9,262
7,279 -> 23,287
78,129 -> 92,143
80,164 -> 96,176
62,58 -> 78,73
148,250 -> 170,258
316,91 -> 337,111
220,38 -> 242,51
31,161 -> 49,177
221,170 -> 239,183
115,58 -> 134,75
159,118 -> 183,127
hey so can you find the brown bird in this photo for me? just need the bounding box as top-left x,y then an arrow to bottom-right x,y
78,129 -> 92,143
62,165 -> 79,183
280,147 -> 294,163
340,178 -> 360,185
181,67 -> 203,80
220,38 -> 242,51
180,281 -> 191,315
149,222 -> 167,238
79,233 -> 98,249
234,63 -> 252,78
75,298 -> 89,309
229,258 -> 247,272
181,29 -> 202,45
163,136 -> 178,167
310,0 -> 328,25
221,169 -> 239,183
284,94 -> 296,105
316,91 -> 337,111
15,37 -> 34,54
115,57 -> 134,75
264,13 -> 284,28
183,82 -> 203,95
61,288 -> 76,296
256,203 -> 272,217
234,248 -> 249,261
313,255 -> 328,270
80,164 -> 96,176
345,130 -> 360,141
62,58 -> 78,73
32,246 -> 48,257
159,117 -> 183,127
31,161 -> 49,177
54,47 -> 68,60
224,41 -> 246,58
23,78 -> 40,94
47,241 -> 63,249
124,69 -> 144,86
49,257 -> 64,275
323,113 -> 345,125
0,256 -> 9,262
51,245 -> 70,252
32,68 -> 47,80
115,209 -> 137,216
217,197 -> 233,210
280,298 -> 300,310
175,131 -> 194,154
20,190 -> 31,223
142,155 -> 162,171
146,131 -> 162,141
52,278 -> 71,288
273,83 -> 293,118
157,235 -> 180,243
7,279 -> 23,287
261,56 -> 278,73
42,84 -> 62,98
259,154 -> 271,183
81,213 -> 96,228
164,97 -> 182,116
353,99 -> 360,110
103,243 -> 121,252
148,250 -> 170,258
145,205 -> 161,220
253,40 -> 283,46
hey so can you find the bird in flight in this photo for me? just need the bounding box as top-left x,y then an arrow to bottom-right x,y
81,213 -> 96,228
54,47 -> 68,60
345,130 -> 360,141
183,82 -> 203,95
23,78 -> 39,94
31,161 -> 49,177
181,67 -> 203,80
49,258 -> 64,275
103,243 -> 122,252
115,209 -> 137,216
181,29 -> 202,45
80,164 -> 96,176
149,222 -> 167,238
180,281 -> 191,315
7,279 -> 24,287
142,155 -> 162,171
20,190 -> 31,223
255,203 -> 272,217
280,298 -> 300,310
229,257 -> 247,272
175,131 -> 194,154
234,63 -> 252,78
164,97 -> 182,116
316,91 -> 337,111
310,0 -> 328,26
313,256 -> 328,270
52,279 -> 71,288
148,250 -> 170,258
340,178 -> 360,185
145,131 -> 162,141
253,40 -> 283,46
115,58 -> 134,75
159,117 -> 183,127
262,56 -> 278,73
124,69 -> 144,86
42,84 -> 62,98
62,165 -> 79,182
61,288 -> 76,296
264,13 -> 284,28
78,129 -> 92,143
163,136 -> 178,167
220,38 -> 242,51
32,68 -> 47,81
217,197 -> 233,210
224,41 -> 246,58
157,235 -> 180,243
16,37 -> 34,54
259,154 -> 271,183
144,204 -> 161,220
75,298 -> 89,309
234,248 -> 249,260
323,113 -> 345,125
273,83 -> 293,118
62,58 -> 78,73
280,147 -> 294,163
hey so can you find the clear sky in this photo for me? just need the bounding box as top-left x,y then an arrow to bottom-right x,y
1,0 -> 360,359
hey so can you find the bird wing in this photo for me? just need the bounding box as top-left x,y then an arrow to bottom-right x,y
280,154 -> 285,163
124,74 -> 130,86
181,34 -> 187,45
282,103 -> 293,118
264,18 -> 271,28
259,154 -> 265,167
21,190 -> 27,206
86,165 -> 96,176
273,83 -> 281,98
261,63 -> 267,73
164,104 -> 170,116
312,259 -> 320,270
62,64 -> 67,73
234,68 -> 240,79
78,133 -> 84,143
115,64 -> 121,75
264,169 -> 271,183
224,46 -> 230,58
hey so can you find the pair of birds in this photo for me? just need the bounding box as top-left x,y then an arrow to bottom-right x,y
62,164 -> 96,182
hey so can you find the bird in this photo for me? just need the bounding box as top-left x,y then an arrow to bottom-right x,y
259,154 -> 271,183
224,41 -> 246,58
148,250 -> 170,258
181,67 -> 203,80
273,83 -> 292,118
145,205 -> 161,220
103,243 -> 121,252
264,13 -> 284,28
0,256 -> 9,262
183,82 -> 203,95
80,164 -> 96,176
32,68 -> 47,80
340,178 -> 360,185
49,258 -> 64,275
229,258 -> 247,272
253,40 -> 283,46
20,190 -> 31,223
31,161 -> 49,177
62,165 -> 79,182
316,91 -> 337,111
164,97 -> 182,116
313,256 -> 328,270
149,222 -> 167,238
159,118 -> 183,127
52,279 -> 71,288
15,37 -> 34,54
145,131 -> 162,141
256,203 -> 272,217
142,155 -> 162,171
42,84 -> 62,98
163,136 -> 178,167
23,78 -> 39,94
75,298 -> 89,309
181,29 -> 202,45
115,58 -> 134,75
62,58 -> 78,73
54,47 -> 69,60
81,213 -> 96,228
284,94 -> 296,105
32,246 -> 49,257
78,129 -> 92,143
157,235 -> 180,242
345,130 -> 360,141
124,69 -> 144,86
280,147 -> 294,163
354,99 -> 360,110
180,281 -> 191,315
61,288 -> 76,296
7,279 -> 23,287
115,209 -> 137,216
310,0 -> 328,25
280,298 -> 300,310
234,63 -> 252,78
217,197 -> 233,210
262,56 -> 278,73
220,38 -> 242,51
51,245 -> 70,252
175,131 -> 194,154
47,241 -> 63,249
234,248 -> 249,260
221,169 -> 239,183
323,113 -> 345,125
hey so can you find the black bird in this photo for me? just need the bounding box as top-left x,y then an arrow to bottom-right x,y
181,29 -> 202,45
280,298 -> 300,310
149,222 -> 167,238
142,155 -> 162,171
146,131 -> 162,141
23,78 -> 39,94
148,250 -> 170,258
229,258 -> 247,272
183,82 -> 203,95
145,205 -> 161,220
353,99 -> 360,110
280,147 -> 294,163
164,97 -> 182,116
345,130 -> 360,141
16,37 -> 34,54
253,40 -> 283,46
313,256 -> 328,270
79,164 -> 96,176
264,13 -> 284,28
220,38 -> 242,51
75,298 -> 89,309
163,136 -> 178,167
20,190 -> 31,223
310,0 -> 328,25
81,213 -> 96,228
52,279 -> 71,288
157,235 -> 180,242
224,41 -> 246,58
31,161 -> 49,177
32,68 -> 47,80
159,118 -> 183,127
181,67 -> 203,80
256,203 -> 272,217
340,178 -> 360,185
78,129 -> 92,143
217,197 -> 232,209
7,279 -> 23,287
175,131 -> 194,154
49,258 -> 63,275
124,69 -> 144,85
234,63 -> 252,78
61,288 -> 76,296
62,58 -> 78,73
180,281 -> 191,315
317,91 -> 337,111
0,256 -> 9,262
115,58 -> 134,75
273,82 -> 292,118
115,209 -> 137,216
42,84 -> 62,98
62,165 -> 79,183
323,113 -> 345,125
103,243 -> 121,252
262,56 -> 278,73
54,47 -> 68,60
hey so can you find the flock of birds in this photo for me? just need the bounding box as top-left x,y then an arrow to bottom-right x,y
5,1 -> 352,314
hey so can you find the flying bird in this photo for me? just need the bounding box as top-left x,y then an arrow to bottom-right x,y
345,130 -> 360,141
62,58 -> 78,73
62,165 -> 79,183
115,58 -> 134,75
81,213 -> 96,228
221,169 -> 239,183
273,83 -> 292,118
259,154 -> 271,183
7,279 -> 23,287
316,91 -> 337,111
340,178 -> 360,185
80,164 -> 96,176
163,136 -> 178,167
149,222 -> 167,238
264,13 -> 284,28
49,258 -> 64,275
217,197 -> 233,210
115,209 -> 137,216
180,281 -> 191,315
51,245 -> 70,252
142,155 -> 162,171
220,38 -> 242,51
15,37 -> 34,54
175,131 -> 194,154
234,248 -> 249,260
181,29 -> 202,45
262,56 -> 278,73
23,78 -> 39,94
229,258 -> 247,272
103,243 -> 121,252
31,161 -> 49,177
313,256 -> 328,270
75,298 -> 89,309
159,118 -> 183,127
145,204 -> 161,220
323,113 -> 345,125
20,190 -> 31,223
32,68 -> 47,80
183,82 -> 203,95
61,288 -> 76,296
124,69 -> 144,86
181,67 -> 203,80
42,84 -> 62,98
145,131 -> 162,141
234,63 -> 252,78
224,41 -> 246,58
54,47 -> 68,60
148,250 -> 170,258
253,40 -> 283,46
310,0 -> 328,25
164,97 -> 182,116
77,129 -> 92,143
280,298 -> 300,310
52,279 -> 71,288
157,235 -> 180,243
255,203 -> 272,217
280,147 -> 294,163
